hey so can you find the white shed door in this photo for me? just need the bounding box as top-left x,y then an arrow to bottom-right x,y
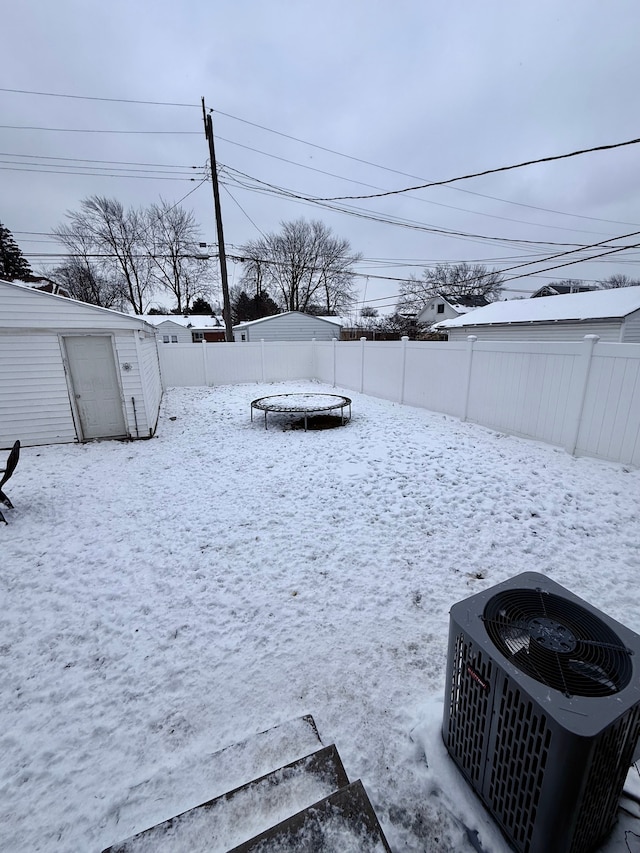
64,336 -> 127,439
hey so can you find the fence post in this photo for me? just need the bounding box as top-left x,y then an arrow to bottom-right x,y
399,336 -> 409,404
311,337 -> 316,381
332,337 -> 337,388
202,339 -> 210,386
260,338 -> 266,383
462,335 -> 477,421
360,336 -> 367,393
566,334 -> 599,456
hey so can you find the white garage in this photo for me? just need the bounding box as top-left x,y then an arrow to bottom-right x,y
0,279 -> 163,449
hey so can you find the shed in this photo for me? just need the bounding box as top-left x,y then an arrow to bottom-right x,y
0,279 -> 163,448
142,314 -> 226,343
434,287 -> 640,342
233,311 -> 342,342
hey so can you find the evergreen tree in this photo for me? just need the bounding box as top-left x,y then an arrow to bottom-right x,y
190,297 -> 214,314
232,289 -> 279,324
0,222 -> 32,281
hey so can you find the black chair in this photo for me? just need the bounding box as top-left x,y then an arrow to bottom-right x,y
0,440 -> 20,524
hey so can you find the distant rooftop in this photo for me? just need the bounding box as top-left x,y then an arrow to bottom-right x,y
140,313 -> 224,329
435,286 -> 640,328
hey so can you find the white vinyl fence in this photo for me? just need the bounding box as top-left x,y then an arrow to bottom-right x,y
157,336 -> 640,467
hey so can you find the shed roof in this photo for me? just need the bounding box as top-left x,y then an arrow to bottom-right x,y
435,286 -> 640,329
0,278 -> 156,332
233,311 -> 342,331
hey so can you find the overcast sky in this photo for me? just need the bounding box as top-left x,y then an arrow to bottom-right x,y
3,0 -> 640,313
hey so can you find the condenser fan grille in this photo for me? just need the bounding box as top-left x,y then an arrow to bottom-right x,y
483,588 -> 633,697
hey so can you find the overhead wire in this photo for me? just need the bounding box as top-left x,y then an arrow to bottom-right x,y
0,87 -> 199,108
213,107 -> 640,228
3,86 -> 638,228
214,135 -> 621,238
306,137 -> 640,202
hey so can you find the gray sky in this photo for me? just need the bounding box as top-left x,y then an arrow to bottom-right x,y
3,0 -> 640,312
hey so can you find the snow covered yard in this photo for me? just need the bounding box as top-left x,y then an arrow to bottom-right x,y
2,380 -> 639,853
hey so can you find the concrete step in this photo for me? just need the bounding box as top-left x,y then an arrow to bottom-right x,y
228,779 -> 392,853
99,715 -> 323,850
102,743 -> 350,853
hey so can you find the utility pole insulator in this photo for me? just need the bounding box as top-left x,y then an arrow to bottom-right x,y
202,97 -> 234,343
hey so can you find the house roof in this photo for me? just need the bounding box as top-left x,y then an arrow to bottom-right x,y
530,284 -> 597,297
439,293 -> 490,312
233,311 -> 343,330
141,313 -> 224,330
434,286 -> 640,329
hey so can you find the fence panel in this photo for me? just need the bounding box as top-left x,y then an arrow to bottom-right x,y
334,342 -> 364,390
313,340 -> 336,385
362,340 -> 404,399
263,341 -> 314,381
402,341 -> 467,415
576,343 -> 640,466
466,341 -> 583,448
206,342 -> 263,385
157,344 -> 205,387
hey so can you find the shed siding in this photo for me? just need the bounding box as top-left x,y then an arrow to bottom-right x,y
0,280 -> 151,332
0,332 -> 76,448
622,309 -> 640,343
138,334 -> 163,433
235,313 -> 340,342
445,320 -> 622,343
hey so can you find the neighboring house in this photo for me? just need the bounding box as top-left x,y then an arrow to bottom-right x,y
11,276 -> 72,298
233,311 -> 342,342
433,286 -> 640,342
417,294 -> 490,327
0,279 -> 162,448
530,283 -> 598,298
141,314 -> 226,343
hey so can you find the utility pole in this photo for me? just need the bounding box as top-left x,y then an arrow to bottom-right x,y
202,97 -> 234,342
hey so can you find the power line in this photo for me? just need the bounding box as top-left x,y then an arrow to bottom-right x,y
215,135 -> 619,238
214,107 -> 640,228
0,165 -> 201,181
0,159 -> 203,176
309,137 -> 640,202
221,166 -> 625,250
0,87 -> 198,108
0,125 -> 199,135
0,151 -> 200,168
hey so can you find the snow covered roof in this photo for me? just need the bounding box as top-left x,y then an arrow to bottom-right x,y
233,311 -> 342,330
440,293 -> 490,314
141,313 -> 224,330
435,286 -> 640,328
2,278 -> 157,331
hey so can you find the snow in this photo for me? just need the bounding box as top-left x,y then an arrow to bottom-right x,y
2,380 -> 639,853
140,314 -> 224,330
435,285 -> 640,328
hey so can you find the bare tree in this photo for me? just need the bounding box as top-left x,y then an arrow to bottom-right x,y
597,274 -> 640,289
397,263 -> 504,313
52,258 -> 123,309
144,199 -> 213,313
54,196 -> 154,314
240,219 -> 360,314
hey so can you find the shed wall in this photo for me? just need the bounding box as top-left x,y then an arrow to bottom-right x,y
0,331 -> 76,448
236,314 -> 340,342
622,309 -> 640,343
444,320 -> 623,342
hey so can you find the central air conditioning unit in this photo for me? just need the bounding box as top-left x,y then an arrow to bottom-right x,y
442,572 -> 640,853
